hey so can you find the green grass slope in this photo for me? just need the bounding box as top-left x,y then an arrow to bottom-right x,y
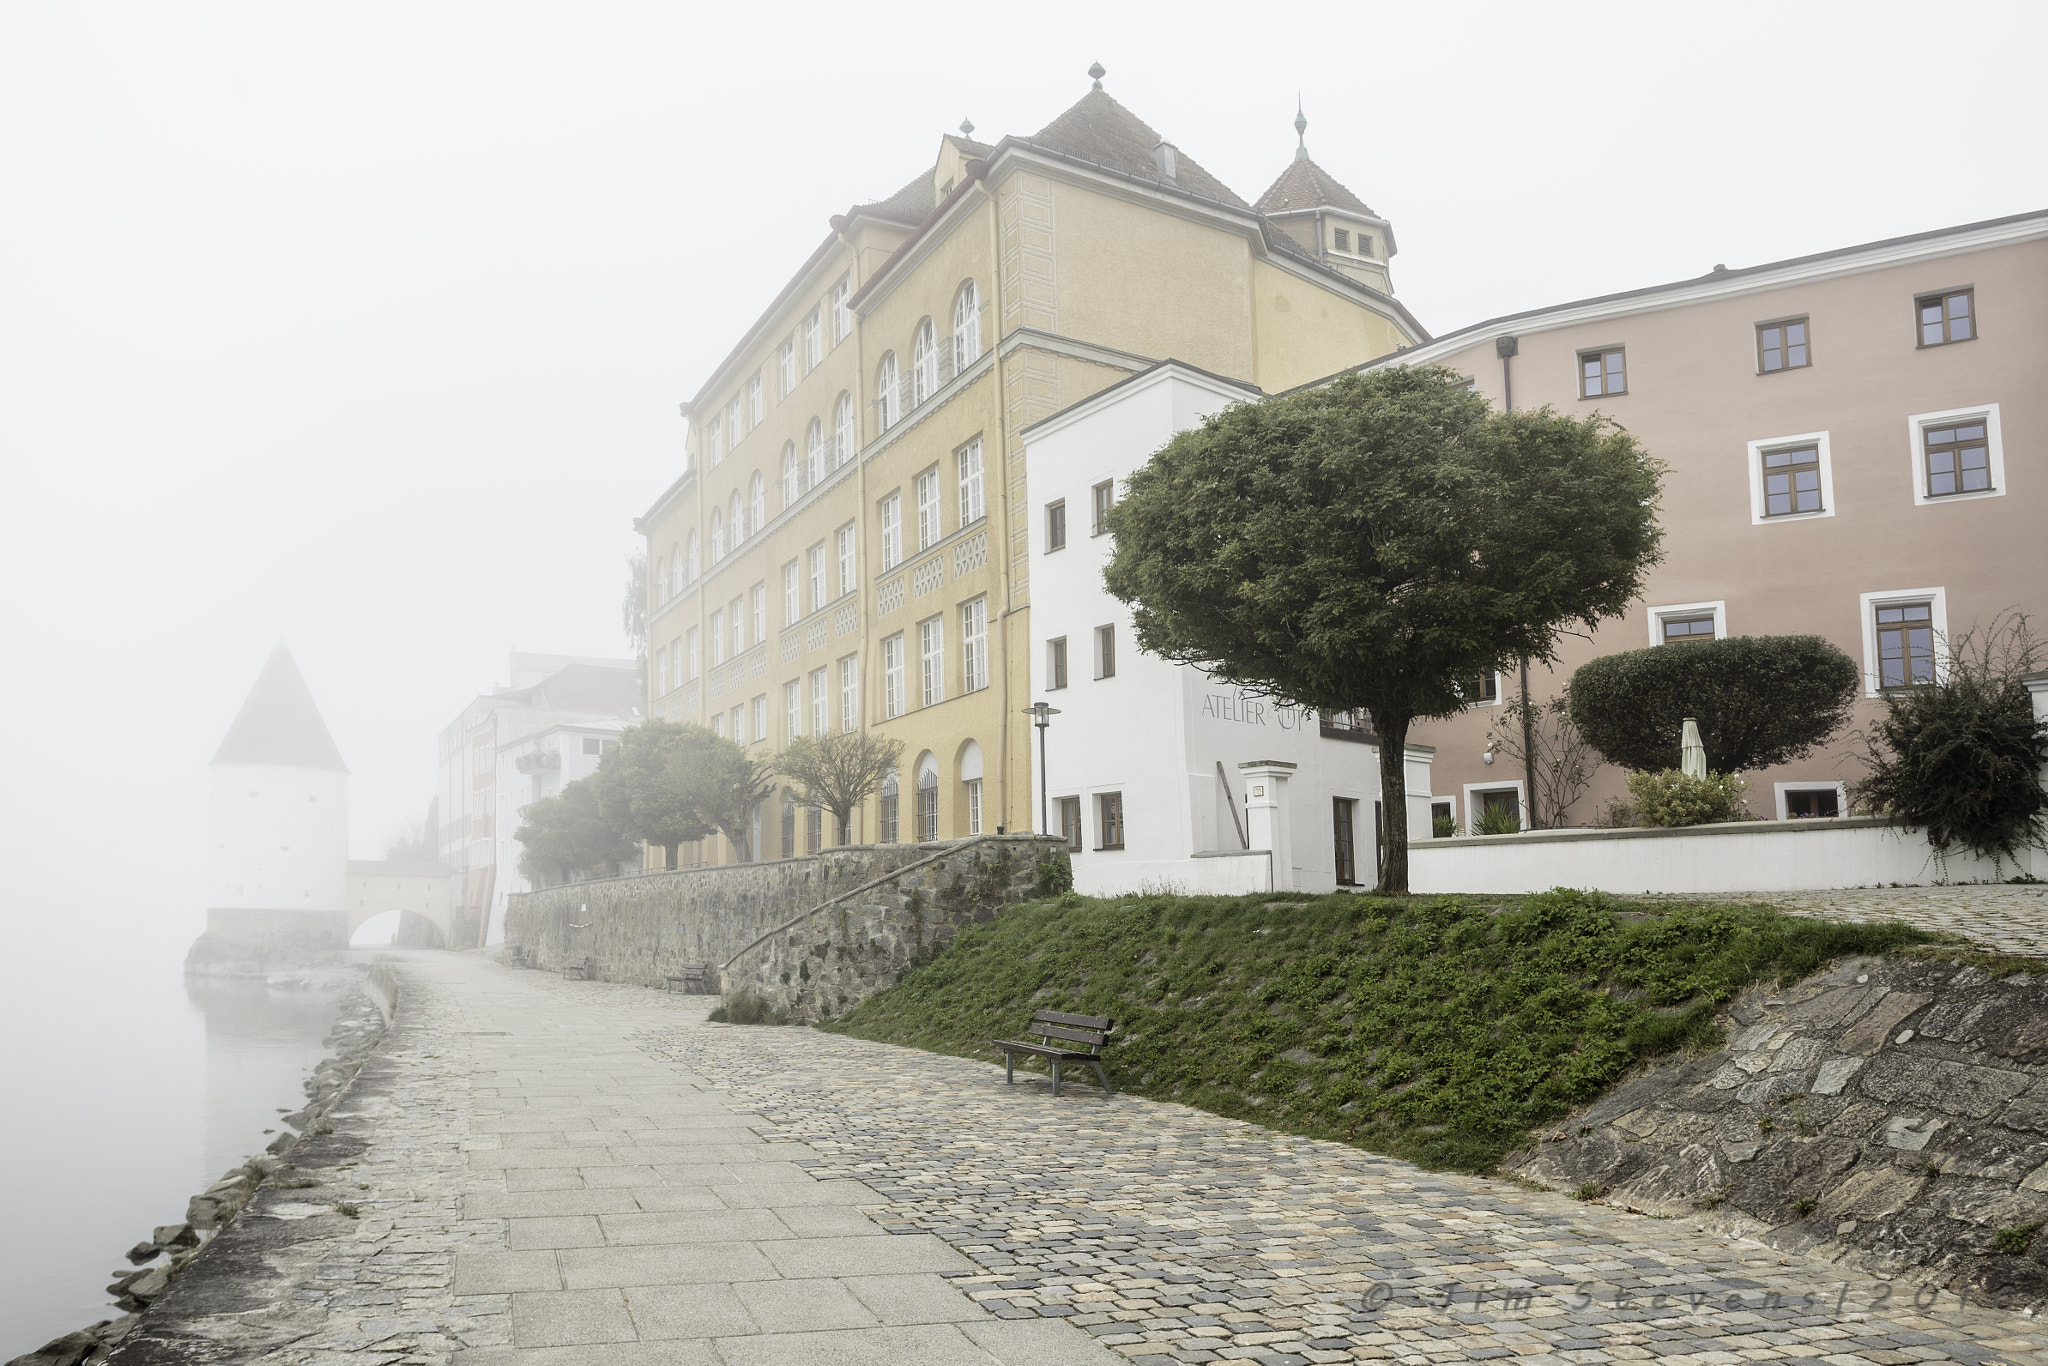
819,888 -> 1938,1172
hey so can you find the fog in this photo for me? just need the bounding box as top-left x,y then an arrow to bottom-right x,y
3,0 -> 2044,959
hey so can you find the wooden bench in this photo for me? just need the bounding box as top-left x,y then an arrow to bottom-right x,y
664,964 -> 712,994
561,957 -> 594,981
502,946 -> 533,969
988,1010 -> 1116,1097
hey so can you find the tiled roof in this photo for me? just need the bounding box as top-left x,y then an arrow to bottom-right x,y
1252,156 -> 1377,217
855,171 -> 937,226
211,643 -> 349,772
1027,89 -> 1249,211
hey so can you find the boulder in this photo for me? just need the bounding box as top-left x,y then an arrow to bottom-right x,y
152,1222 -> 198,1249
186,1195 -> 221,1229
123,1242 -> 158,1265
4,1328 -> 97,1366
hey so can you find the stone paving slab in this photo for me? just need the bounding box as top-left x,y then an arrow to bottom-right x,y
1688,885 -> 2048,959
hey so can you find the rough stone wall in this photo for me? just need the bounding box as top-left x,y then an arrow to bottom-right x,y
504,836 -> 1063,1021
723,835 -> 1063,1024
1510,955 -> 2048,1305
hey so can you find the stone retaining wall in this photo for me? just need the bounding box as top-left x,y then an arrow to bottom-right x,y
504,836 -> 1065,1022
1510,954 -> 2048,1305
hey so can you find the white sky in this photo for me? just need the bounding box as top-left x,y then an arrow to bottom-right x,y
3,0 -> 2042,945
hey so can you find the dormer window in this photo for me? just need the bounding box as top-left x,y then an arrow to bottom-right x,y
1355,234 -> 1373,258
1333,228 -> 1350,253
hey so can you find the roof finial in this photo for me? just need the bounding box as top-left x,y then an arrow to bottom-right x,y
959,117 -> 975,138
1088,61 -> 1106,91
1294,97 -> 1309,161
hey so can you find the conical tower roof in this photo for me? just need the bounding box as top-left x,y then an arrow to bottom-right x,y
210,642 -> 349,771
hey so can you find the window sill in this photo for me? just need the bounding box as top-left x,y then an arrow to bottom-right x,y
1094,844 -> 1125,852
1920,487 -> 2001,504
1579,391 -> 1627,401
1756,509 -> 1830,524
1916,337 -> 1977,350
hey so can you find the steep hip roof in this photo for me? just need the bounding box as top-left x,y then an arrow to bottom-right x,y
211,642 -> 349,772
1028,88 -> 1249,211
1252,156 -> 1378,218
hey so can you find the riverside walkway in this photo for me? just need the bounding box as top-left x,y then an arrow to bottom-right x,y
157,950 -> 2048,1365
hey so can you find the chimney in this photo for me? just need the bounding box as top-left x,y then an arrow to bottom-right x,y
1153,139 -> 1178,181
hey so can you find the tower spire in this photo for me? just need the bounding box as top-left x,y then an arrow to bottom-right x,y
1294,98 -> 1309,161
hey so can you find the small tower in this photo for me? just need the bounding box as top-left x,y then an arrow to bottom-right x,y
206,643 -> 351,949
1252,102 -> 1398,294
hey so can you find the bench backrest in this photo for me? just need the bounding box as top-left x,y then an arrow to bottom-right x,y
671,963 -> 708,977
1031,1009 -> 1113,1053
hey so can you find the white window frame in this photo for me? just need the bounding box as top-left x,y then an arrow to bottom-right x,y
965,777 -> 982,836
1463,669 -> 1503,708
804,309 -> 822,369
731,704 -> 746,744
1647,600 -> 1728,647
780,441 -> 798,507
808,544 -> 826,613
785,681 -> 802,744
752,695 -> 767,743
706,416 -> 723,467
839,654 -> 858,732
911,319 -> 938,405
831,277 -> 851,342
835,392 -> 856,466
710,609 -> 725,665
1094,624 -> 1116,680
953,281 -> 982,369
777,339 -> 796,396
807,418 -> 825,488
1908,403 -> 2005,507
749,472 -> 766,532
686,627 -> 699,681
656,646 -> 668,695
810,667 -> 829,736
837,524 -> 857,597
961,597 -> 988,693
711,713 -> 725,739
748,375 -> 763,425
915,467 -> 941,549
957,438 -> 985,526
728,397 -> 744,446
782,561 -> 800,626
880,493 -> 903,571
877,354 -> 900,430
1462,780 -> 1528,829
1859,586 -> 1948,697
1774,782 -> 1849,821
919,617 -> 945,707
1746,429 -> 1835,525
751,583 -> 766,644
729,595 -> 746,652
883,634 -> 905,718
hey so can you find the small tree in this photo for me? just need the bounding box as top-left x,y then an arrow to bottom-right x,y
668,728 -> 778,862
773,730 -> 906,847
1569,635 -> 1860,774
592,720 -> 714,869
1855,611 -> 2047,866
1487,693 -> 1602,828
515,778 -> 637,885
1104,366 -> 1663,892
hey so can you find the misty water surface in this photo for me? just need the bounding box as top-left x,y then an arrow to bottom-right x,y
0,933 -> 344,1354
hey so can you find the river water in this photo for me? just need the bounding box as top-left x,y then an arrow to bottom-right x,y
0,934 -> 347,1356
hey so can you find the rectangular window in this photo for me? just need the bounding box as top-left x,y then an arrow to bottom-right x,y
748,375 -> 763,425
1757,317 -> 1810,373
1096,792 -> 1125,850
1917,289 -> 1974,346
751,584 -> 766,644
831,277 -> 851,342
961,598 -> 988,693
956,439 -> 985,525
837,524 -> 856,596
710,713 -> 725,739
805,804 -> 822,854
1356,234 -> 1373,258
965,778 -> 982,835
804,309 -> 822,369
1333,798 -> 1358,885
1661,614 -> 1717,643
1924,420 -> 1992,497
810,666 -> 829,735
1578,348 -> 1626,397
1761,443 -> 1823,516
1048,637 -> 1067,690
783,561 -> 800,625
916,773 -> 938,842
731,705 -> 746,744
1876,601 -> 1936,688
1045,499 -> 1066,552
1332,227 -> 1350,252
882,634 -> 905,718
1785,787 -> 1842,819
706,416 -> 723,466
1059,796 -> 1082,852
752,694 -> 766,743
777,339 -> 796,396
1091,480 -> 1114,535
839,654 -> 858,731
710,609 -> 725,665
1321,707 -> 1373,743
781,799 -> 797,858
920,617 -> 945,706
582,736 -> 601,756
879,493 -> 902,570
728,396 -> 744,444
686,627 -> 700,680
785,681 -> 802,744
1095,624 -> 1116,679
916,468 -> 942,549
656,646 -> 668,695
808,544 -> 826,612
729,595 -> 746,651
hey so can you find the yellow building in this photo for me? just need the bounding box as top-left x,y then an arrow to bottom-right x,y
636,73 -> 1426,864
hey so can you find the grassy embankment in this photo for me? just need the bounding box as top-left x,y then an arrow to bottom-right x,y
818,888 -> 1941,1173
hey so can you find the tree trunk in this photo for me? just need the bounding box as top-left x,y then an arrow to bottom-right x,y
1376,710 -> 1412,895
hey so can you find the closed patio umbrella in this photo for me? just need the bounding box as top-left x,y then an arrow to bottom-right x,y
1680,717 -> 1707,780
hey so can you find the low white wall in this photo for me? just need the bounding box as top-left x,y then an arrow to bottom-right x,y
1074,849 -> 1272,897
1409,816 -> 2034,895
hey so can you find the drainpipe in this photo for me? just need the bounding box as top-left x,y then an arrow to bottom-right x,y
1495,334 -> 1517,411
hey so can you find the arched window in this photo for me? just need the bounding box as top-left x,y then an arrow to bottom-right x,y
953,282 -> 982,369
806,417 -> 825,487
914,753 -> 939,843
834,392 -> 856,466
656,557 -> 670,603
911,319 -> 938,405
878,770 -> 900,844
780,441 -> 797,506
671,544 -> 683,593
710,508 -> 724,561
958,739 -> 984,836
684,531 -> 698,582
877,353 -> 899,431
729,492 -> 744,545
749,472 -> 766,532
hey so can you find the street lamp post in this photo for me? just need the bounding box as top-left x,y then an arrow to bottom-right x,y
1021,702 -> 1061,836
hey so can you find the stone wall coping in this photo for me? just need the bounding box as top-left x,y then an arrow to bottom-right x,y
718,833 -> 1064,975
1412,814 -> 1913,852
1192,848 -> 1269,860
508,840 -> 958,905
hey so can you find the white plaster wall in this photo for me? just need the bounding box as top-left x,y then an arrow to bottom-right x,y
208,764 -> 349,911
488,724 -> 620,944
1409,817 -> 2033,895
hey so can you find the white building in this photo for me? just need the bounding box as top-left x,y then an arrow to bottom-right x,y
491,718 -> 628,936
1022,362 -> 1435,896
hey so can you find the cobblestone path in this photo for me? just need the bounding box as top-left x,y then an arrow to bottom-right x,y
1708,885 -> 2048,959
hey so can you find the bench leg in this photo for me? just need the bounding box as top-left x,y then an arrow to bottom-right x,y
1051,1060 -> 1062,1097
1092,1060 -> 1115,1097
1004,1051 -> 1014,1085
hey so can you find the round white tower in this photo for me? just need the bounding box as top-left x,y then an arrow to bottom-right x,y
207,643 -> 350,948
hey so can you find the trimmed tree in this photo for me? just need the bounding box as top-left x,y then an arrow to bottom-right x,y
515,777 -> 638,886
1104,365 -> 1664,893
591,719 -> 713,869
668,727 -> 779,862
1568,635 -> 1860,774
773,730 -> 906,847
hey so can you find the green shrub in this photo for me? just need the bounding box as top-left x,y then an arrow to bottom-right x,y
1626,770 -> 1749,827
1571,635 -> 1860,773
1475,804 -> 1521,835
1034,852 -> 1074,896
1593,796 -> 1637,829
1431,814 -> 1459,839
1995,1222 -> 2042,1255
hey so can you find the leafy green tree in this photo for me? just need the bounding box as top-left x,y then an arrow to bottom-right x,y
670,727 -> 778,861
515,777 -> 637,885
773,730 -> 906,847
1569,635 -> 1860,773
592,719 -> 714,869
1103,366 -> 1663,892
